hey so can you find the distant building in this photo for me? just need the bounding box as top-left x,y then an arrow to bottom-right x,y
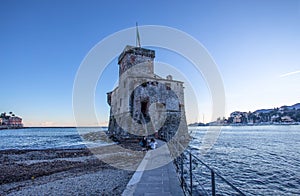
0,113 -> 23,128
230,111 -> 248,123
8,116 -> 23,126
233,115 -> 242,123
281,116 -> 293,122
271,115 -> 280,122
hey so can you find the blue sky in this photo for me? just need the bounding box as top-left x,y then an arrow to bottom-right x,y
1,0 -> 299,126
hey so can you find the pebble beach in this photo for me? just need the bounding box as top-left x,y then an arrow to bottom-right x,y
0,143 -> 146,195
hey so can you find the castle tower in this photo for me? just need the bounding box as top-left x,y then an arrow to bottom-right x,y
107,43 -> 188,143
118,46 -> 155,77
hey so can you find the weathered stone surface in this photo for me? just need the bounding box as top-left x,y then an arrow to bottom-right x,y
107,45 -> 188,144
118,46 -> 155,76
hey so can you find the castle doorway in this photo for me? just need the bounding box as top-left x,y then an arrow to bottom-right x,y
141,100 -> 148,116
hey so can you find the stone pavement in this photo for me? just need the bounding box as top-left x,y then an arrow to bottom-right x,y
122,140 -> 184,196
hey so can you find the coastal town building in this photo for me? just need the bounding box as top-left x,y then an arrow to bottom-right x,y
230,111 -> 248,124
106,44 -> 188,142
271,115 -> 280,122
191,103 -> 300,126
281,116 -> 293,122
8,116 -> 23,126
0,112 -> 23,129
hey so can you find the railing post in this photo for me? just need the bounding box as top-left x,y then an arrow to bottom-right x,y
211,169 -> 216,196
189,152 -> 192,196
181,154 -> 184,188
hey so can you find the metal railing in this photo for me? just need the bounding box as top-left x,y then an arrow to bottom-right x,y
174,151 -> 246,196
163,127 -> 246,196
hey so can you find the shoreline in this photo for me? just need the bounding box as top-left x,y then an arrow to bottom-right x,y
1,123 -> 299,131
0,126 -> 108,130
0,143 -> 145,195
189,122 -> 300,127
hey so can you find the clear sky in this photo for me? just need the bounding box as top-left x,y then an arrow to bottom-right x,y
1,0 -> 299,126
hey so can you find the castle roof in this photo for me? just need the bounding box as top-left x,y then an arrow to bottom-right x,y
118,45 -> 155,64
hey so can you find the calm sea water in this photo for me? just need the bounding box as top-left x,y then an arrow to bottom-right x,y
0,127 -> 108,150
1,126 -> 299,195
189,125 -> 300,196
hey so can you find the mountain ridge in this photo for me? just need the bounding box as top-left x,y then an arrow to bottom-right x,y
254,103 -> 300,113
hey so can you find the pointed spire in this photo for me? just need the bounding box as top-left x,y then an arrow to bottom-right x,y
136,22 -> 141,48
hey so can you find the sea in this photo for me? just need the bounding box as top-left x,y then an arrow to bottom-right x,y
0,127 -> 109,150
189,125 -> 300,195
0,125 -> 299,195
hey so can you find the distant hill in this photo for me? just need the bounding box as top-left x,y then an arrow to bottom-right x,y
284,103 -> 300,110
191,102 -> 300,125
254,109 -> 273,114
254,103 -> 300,113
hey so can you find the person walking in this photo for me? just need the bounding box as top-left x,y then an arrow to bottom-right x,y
149,138 -> 158,150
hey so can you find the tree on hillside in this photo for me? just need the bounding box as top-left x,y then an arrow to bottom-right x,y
248,112 -> 258,123
227,117 -> 233,124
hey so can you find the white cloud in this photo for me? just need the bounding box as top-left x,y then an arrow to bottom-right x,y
280,70 -> 300,78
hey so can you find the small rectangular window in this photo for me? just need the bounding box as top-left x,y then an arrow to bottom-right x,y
166,83 -> 171,90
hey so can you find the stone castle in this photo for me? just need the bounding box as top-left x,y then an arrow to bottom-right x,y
107,44 -> 188,142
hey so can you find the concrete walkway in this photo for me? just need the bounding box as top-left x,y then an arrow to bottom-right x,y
122,140 -> 184,196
